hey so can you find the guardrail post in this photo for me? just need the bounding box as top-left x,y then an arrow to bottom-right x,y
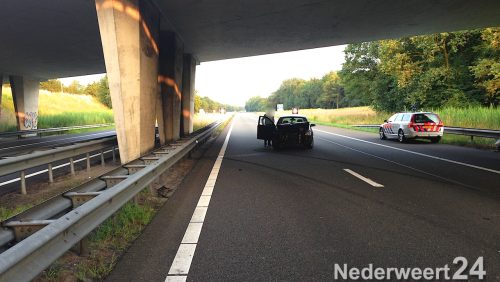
20,171 -> 27,195
71,237 -> 90,257
48,163 -> 54,183
70,158 -> 75,176
86,153 -> 91,172
101,151 -> 105,167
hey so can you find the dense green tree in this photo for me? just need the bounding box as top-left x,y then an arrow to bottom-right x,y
96,76 -> 112,108
338,42 -> 381,107
470,28 -> 500,106
84,81 -> 100,97
245,96 -> 267,112
40,79 -> 63,93
64,80 -> 84,94
194,91 -> 242,113
339,28 -> 499,111
319,72 -> 343,108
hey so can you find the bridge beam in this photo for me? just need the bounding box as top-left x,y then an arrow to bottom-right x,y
181,54 -> 196,136
95,0 -> 160,164
158,31 -> 184,142
9,76 -> 39,132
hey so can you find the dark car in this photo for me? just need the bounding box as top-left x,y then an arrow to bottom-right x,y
257,115 -> 315,149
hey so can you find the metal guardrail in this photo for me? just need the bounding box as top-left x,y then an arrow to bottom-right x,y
0,136 -> 118,194
352,124 -> 500,139
443,126 -> 500,139
0,123 -> 115,138
0,137 -> 117,178
0,121 -> 223,281
352,124 -> 500,149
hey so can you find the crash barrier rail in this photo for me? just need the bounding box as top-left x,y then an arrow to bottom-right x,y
352,124 -> 500,149
0,123 -> 115,138
0,120 -> 223,281
0,137 -> 118,194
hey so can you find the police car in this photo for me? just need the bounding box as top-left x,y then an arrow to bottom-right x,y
379,112 -> 444,143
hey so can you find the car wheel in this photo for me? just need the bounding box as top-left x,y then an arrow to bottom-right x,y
379,128 -> 386,140
398,129 -> 406,143
306,138 -> 314,149
430,136 -> 441,143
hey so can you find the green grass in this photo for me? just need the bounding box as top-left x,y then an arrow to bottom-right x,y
74,198 -> 155,280
38,112 -> 114,128
429,106 -> 500,130
193,113 -> 227,131
279,106 -> 500,130
0,204 -> 34,221
1,87 -> 114,132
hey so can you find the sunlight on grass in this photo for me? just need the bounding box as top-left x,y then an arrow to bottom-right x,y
1,87 -> 114,132
193,113 -> 227,131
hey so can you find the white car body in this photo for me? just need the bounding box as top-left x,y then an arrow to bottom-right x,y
379,112 -> 444,143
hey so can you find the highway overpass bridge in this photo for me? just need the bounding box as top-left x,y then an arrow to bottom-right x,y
1,0 -> 499,163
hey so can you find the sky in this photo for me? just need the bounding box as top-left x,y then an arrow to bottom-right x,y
60,45 -> 347,107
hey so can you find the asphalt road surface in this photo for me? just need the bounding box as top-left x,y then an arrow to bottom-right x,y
108,113 -> 500,281
0,130 -> 115,158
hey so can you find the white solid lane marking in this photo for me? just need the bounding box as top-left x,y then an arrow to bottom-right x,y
316,129 -> 500,175
165,276 -> 186,282
168,244 -> 197,275
190,207 -> 208,223
166,118 -> 235,281
343,169 -> 384,188
202,186 -> 214,196
181,223 -> 204,244
197,195 -> 211,207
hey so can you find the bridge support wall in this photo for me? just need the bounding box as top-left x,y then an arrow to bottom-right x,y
9,76 -> 39,132
95,0 -> 160,163
181,55 -> 196,135
158,31 -> 183,142
0,75 -> 3,119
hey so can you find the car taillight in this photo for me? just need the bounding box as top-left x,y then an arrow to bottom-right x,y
436,115 -> 444,127
408,115 -> 415,130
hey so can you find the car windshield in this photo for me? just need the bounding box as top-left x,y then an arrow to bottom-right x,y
413,113 -> 440,123
277,116 -> 307,125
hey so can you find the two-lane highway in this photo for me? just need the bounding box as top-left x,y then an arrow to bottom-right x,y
0,130 -> 116,158
108,113 -> 500,281
0,130 -> 117,195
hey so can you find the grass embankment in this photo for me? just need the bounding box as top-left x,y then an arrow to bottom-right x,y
38,190 -> 157,281
193,113 -> 228,131
1,87 -> 114,132
278,106 -> 500,149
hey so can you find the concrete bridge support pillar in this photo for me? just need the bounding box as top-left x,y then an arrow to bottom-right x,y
158,31 -> 183,142
9,76 -> 39,131
95,0 -> 160,164
181,54 -> 196,136
0,75 -> 3,119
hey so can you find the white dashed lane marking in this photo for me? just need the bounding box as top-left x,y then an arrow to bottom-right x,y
316,129 -> 500,175
343,169 -> 384,188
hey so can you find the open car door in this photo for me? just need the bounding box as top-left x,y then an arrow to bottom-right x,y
257,116 -> 275,140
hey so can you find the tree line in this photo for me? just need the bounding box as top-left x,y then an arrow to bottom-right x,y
246,27 -> 499,112
194,93 -> 243,113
